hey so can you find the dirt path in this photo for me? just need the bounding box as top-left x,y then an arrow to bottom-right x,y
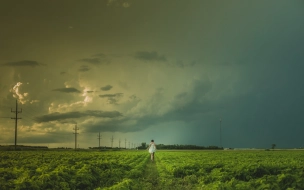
140,159 -> 160,190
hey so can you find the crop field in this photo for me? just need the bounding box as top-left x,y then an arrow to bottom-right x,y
0,150 -> 304,190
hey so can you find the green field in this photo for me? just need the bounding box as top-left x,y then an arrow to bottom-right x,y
1,150 -> 304,190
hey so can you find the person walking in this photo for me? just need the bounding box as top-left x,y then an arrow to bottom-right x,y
147,140 -> 156,161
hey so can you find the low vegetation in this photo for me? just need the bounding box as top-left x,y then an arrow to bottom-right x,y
0,150 -> 303,189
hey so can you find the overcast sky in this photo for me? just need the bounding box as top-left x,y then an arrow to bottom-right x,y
1,0 -> 304,148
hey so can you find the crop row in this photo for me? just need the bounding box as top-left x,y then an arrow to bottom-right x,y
155,150 -> 304,189
0,151 -> 148,190
2,150 -> 304,190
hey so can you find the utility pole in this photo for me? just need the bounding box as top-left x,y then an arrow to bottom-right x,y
119,139 -> 121,148
125,139 -> 126,149
73,124 -> 79,150
111,135 -> 114,148
97,132 -> 101,148
219,118 -> 222,148
128,141 -> 130,149
11,99 -> 22,150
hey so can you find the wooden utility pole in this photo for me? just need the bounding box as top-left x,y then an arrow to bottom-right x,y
73,124 -> 79,150
219,118 -> 222,148
111,135 -> 114,148
97,132 -> 101,147
11,99 -> 22,150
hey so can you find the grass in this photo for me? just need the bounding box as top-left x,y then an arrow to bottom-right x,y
138,157 -> 160,190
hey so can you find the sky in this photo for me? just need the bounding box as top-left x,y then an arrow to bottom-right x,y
0,0 -> 304,149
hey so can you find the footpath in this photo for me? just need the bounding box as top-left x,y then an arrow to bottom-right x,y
140,159 -> 160,190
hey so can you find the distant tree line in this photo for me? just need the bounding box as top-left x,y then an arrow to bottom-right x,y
89,146 -> 125,149
0,145 -> 48,151
138,143 -> 223,150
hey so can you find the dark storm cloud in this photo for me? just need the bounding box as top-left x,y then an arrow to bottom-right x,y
18,135 -> 71,143
134,51 -> 167,62
84,105 -> 209,133
52,88 -> 81,93
175,60 -> 197,68
84,118 -> 140,133
92,53 -> 106,57
175,92 -> 187,99
1,60 -> 45,67
85,79 -> 213,133
79,54 -> 111,65
145,79 -> 213,124
129,94 -> 137,100
78,65 -> 90,72
107,0 -> 130,8
101,85 -> 113,91
0,0 -> 303,148
86,91 -> 94,93
34,110 -> 122,123
99,93 -> 123,104
57,120 -> 78,124
79,58 -> 101,64
99,93 -> 123,98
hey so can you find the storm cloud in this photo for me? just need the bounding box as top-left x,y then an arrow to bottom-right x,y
1,60 -> 45,67
52,88 -> 81,93
134,51 -> 167,62
34,110 -> 122,123
1,0 -> 303,148
107,0 -> 130,8
79,58 -> 101,65
79,54 -> 111,65
99,93 -> 123,98
101,85 -> 113,91
92,53 -> 106,57
99,93 -> 123,104
78,65 -> 90,72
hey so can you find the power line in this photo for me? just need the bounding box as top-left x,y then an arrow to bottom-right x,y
73,124 -> 79,150
21,105 -> 41,120
11,99 -> 22,150
20,117 -> 33,125
21,108 -> 37,118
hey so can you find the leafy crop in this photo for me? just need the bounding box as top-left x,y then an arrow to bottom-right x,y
0,150 -> 303,189
0,151 -> 148,190
155,150 -> 304,189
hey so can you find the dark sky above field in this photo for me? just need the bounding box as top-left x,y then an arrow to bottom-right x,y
1,0 -> 304,148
